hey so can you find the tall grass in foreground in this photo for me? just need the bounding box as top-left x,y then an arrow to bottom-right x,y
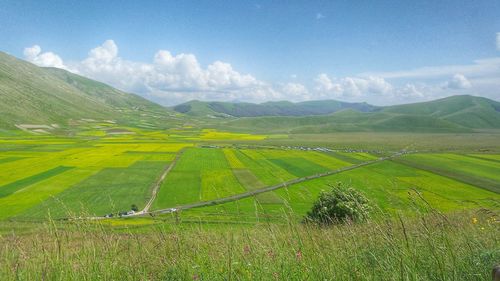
0,210 -> 498,280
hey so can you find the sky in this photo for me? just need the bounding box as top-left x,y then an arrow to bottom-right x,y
1,0 -> 500,105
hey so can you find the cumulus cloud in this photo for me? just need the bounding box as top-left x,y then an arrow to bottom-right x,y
394,84 -> 425,99
23,45 -> 66,69
22,39 -> 500,105
314,74 -> 392,99
280,83 -> 310,100
444,73 -> 472,89
24,40 -> 277,104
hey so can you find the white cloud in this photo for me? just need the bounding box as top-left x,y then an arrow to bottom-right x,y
314,74 -> 392,99
22,40 -> 500,105
444,73 -> 472,89
37,40 -> 276,104
23,45 -> 66,69
497,32 -> 500,51
280,83 -> 310,100
394,84 -> 424,98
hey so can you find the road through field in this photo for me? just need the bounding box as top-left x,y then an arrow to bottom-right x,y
145,150 -> 408,216
139,149 -> 185,214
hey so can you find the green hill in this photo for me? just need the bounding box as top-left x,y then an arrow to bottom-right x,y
173,99 -> 378,117
382,95 -> 500,129
0,52 -> 175,130
219,111 -> 469,133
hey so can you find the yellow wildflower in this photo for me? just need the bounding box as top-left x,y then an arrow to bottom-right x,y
471,217 -> 478,224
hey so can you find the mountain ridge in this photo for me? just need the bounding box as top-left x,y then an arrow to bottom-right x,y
1,51 -> 500,133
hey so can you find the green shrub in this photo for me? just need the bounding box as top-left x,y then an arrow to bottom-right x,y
304,183 -> 371,225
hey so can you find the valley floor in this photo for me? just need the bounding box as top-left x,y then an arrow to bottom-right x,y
0,128 -> 498,222
0,127 -> 499,279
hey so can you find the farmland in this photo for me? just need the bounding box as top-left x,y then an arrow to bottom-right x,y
0,128 -> 497,223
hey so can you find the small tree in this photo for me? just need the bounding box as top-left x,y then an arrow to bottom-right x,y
131,204 -> 139,212
304,183 -> 371,225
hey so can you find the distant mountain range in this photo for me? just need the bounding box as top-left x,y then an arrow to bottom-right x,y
214,95 -> 500,133
1,51 -> 500,133
173,95 -> 500,133
173,99 -> 378,117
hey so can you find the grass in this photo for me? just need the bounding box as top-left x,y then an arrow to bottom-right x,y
0,210 -> 498,280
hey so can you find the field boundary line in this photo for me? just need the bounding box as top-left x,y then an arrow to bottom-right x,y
392,157 -> 500,194
146,150 -> 407,216
140,148 -> 186,213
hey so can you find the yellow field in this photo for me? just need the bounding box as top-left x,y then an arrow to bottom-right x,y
223,148 -> 245,168
198,129 -> 266,140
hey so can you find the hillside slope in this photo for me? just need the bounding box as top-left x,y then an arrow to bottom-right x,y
383,95 -> 500,129
0,52 -> 173,130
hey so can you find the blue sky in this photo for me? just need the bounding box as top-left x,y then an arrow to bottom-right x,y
1,0 -> 500,105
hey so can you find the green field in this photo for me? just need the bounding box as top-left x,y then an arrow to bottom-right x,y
0,132 -> 192,219
0,130 -> 499,222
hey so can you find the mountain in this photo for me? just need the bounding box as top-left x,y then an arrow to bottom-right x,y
217,96 -> 500,133
173,99 -> 378,117
0,52 -> 174,130
2,50 -> 499,134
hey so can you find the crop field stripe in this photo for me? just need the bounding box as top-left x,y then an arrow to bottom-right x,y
232,169 -> 282,204
0,156 -> 25,164
324,152 -> 362,164
236,150 -> 296,185
422,154 -> 500,181
298,152 -> 352,170
268,158 -> 329,178
252,150 -> 301,178
141,150 -> 184,213
150,153 -> 398,216
272,159 -> 500,217
464,154 -> 500,164
223,149 -> 245,168
0,168 -> 98,220
18,161 -> 167,218
152,148 -> 236,209
392,158 -> 499,194
200,170 -> 246,201
0,166 -> 74,198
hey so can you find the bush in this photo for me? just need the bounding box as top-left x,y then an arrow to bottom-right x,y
304,183 -> 371,225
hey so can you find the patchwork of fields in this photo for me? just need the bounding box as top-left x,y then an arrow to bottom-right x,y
0,130 -> 499,223
0,134 -> 192,219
